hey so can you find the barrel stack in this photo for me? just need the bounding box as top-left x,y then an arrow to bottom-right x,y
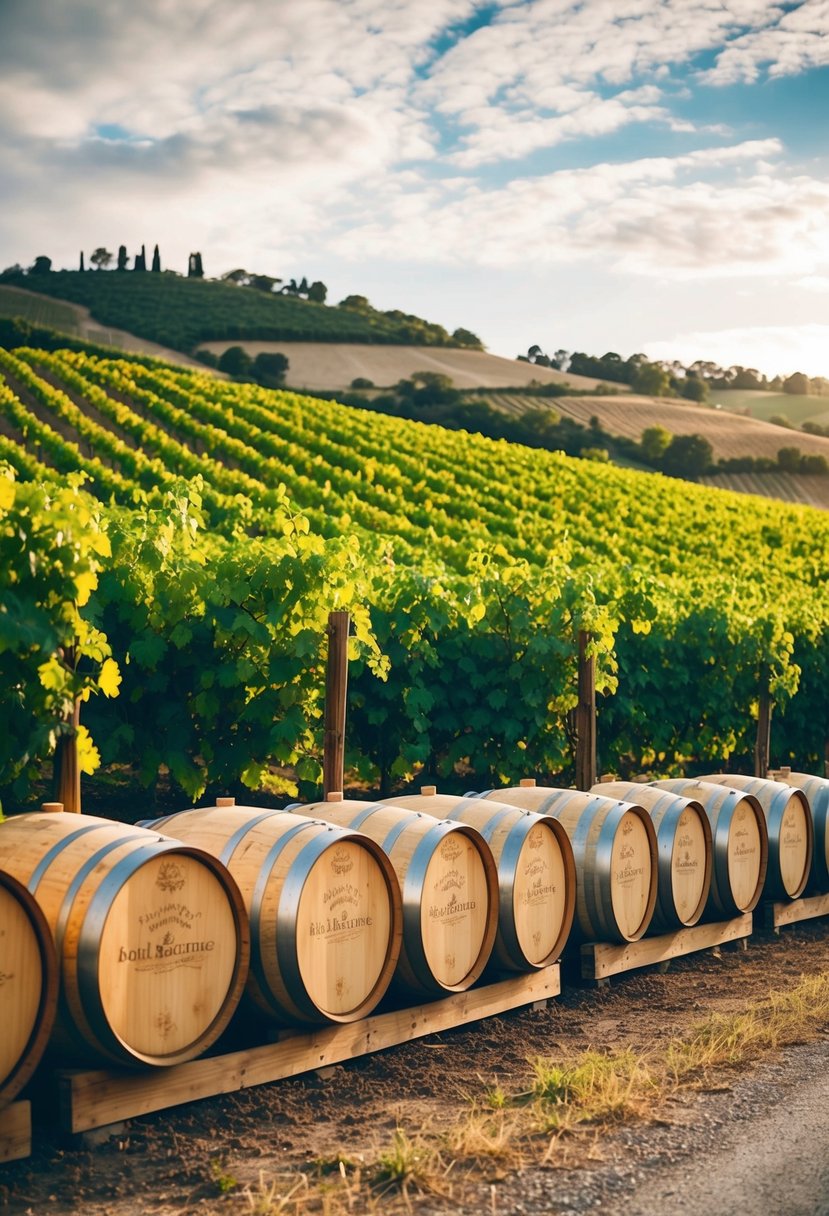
378,787 -> 576,971
650,780 -> 769,914
469,784 -> 658,944
693,775 -> 812,902
0,813 -> 250,1068
142,801 -> 402,1025
0,868 -> 58,1109
591,782 -> 713,931
288,799 -> 499,997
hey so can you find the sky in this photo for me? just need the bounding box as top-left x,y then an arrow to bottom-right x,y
1,0 -> 828,378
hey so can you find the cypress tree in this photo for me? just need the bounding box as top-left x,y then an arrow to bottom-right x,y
151,244 -> 161,272
117,244 -> 128,271
79,252 -> 85,272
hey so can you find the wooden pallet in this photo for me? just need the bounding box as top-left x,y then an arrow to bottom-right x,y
763,890 -> 829,932
0,1101 -> 31,1164
57,965 -> 560,1134
581,914 -> 753,982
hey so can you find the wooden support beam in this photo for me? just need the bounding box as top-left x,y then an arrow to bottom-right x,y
54,698 -> 81,813
754,680 -> 772,779
0,1101 -> 31,1164
57,966 -> 560,1133
575,630 -> 596,791
763,891 -> 829,932
323,611 -> 351,799
580,914 -> 753,981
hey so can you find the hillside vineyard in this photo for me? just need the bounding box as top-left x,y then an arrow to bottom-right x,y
1,346 -> 829,799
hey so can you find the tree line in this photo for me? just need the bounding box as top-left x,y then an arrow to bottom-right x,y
521,345 -> 828,400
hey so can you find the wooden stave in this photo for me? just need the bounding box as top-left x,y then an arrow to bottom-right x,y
377,793 -> 576,970
649,780 -> 769,915
291,801 -> 499,997
775,773 -> 829,890
142,805 -> 403,1025
694,774 -> 813,901
591,783 -> 713,931
473,787 -> 658,944
0,869 -> 59,1110
0,814 -> 250,1068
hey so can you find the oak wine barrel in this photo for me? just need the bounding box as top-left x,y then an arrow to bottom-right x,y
288,800 -> 499,997
0,813 -> 250,1068
695,774 -> 812,901
0,868 -> 58,1109
142,802 -> 402,1025
650,780 -> 768,914
379,790 -> 576,970
592,783 -> 712,931
773,772 -> 829,890
471,786 -> 657,943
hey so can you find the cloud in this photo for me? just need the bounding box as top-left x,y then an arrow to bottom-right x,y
330,138 -> 829,281
702,0 -> 829,84
643,322 -> 829,378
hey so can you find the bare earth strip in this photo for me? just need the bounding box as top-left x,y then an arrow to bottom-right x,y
0,285 -> 210,371
198,340 -> 609,392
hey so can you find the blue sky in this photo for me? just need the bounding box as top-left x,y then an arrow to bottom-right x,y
1,0 -> 828,376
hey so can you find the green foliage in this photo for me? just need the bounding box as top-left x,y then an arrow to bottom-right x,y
640,425 -> 672,462
3,271 -> 475,353
0,466 -> 119,798
217,344 -> 252,377
3,345 -> 829,796
660,433 -> 714,479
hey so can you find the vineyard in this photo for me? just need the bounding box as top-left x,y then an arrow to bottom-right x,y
0,272 -> 479,354
2,345 -> 829,808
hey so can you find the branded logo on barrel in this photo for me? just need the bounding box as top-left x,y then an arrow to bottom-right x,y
441,837 -> 463,862
330,847 -> 354,875
156,860 -> 186,893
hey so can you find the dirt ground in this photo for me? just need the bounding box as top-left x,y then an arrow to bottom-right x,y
3,919 -> 828,1215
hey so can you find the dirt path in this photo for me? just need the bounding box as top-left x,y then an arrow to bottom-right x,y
3,921 -> 829,1214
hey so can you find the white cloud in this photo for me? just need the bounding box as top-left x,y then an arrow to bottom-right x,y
643,322 -> 829,378
702,0 -> 829,84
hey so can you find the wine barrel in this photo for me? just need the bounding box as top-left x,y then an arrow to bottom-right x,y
0,869 -> 58,1109
0,813 -> 249,1068
591,783 -> 712,931
288,800 -> 498,997
378,790 -> 576,970
142,802 -> 402,1025
694,774 -> 812,901
773,772 -> 829,890
650,780 -> 768,914
471,786 -> 657,943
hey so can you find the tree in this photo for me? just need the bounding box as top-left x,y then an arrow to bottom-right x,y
133,245 -> 146,272
339,294 -> 372,312
298,276 -> 309,296
631,361 -> 671,397
661,433 -> 714,480
640,425 -> 672,463
30,255 -> 53,274
79,252 -> 85,272
783,372 -> 809,395
307,280 -> 327,303
222,269 -> 251,285
151,244 -> 161,273
217,345 -> 252,377
116,245 -> 129,271
777,446 -> 803,473
249,274 -> 281,293
188,252 -> 204,278
252,352 -> 289,387
680,375 -> 708,403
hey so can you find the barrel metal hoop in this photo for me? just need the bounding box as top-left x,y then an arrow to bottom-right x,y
592,806 -> 623,941
27,824 -> 107,895
492,814 -> 538,968
382,814 -> 418,853
77,841 -> 180,1064
55,834 -> 143,958
217,809 -> 289,866
349,802 -> 398,831
400,821 -> 460,997
274,831 -> 356,1022
450,801 -> 514,843
248,818 -> 318,1019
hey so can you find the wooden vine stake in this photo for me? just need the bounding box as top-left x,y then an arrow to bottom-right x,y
323,611 -> 351,799
54,699 -> 81,813
575,630 -> 597,791
754,672 -> 772,778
